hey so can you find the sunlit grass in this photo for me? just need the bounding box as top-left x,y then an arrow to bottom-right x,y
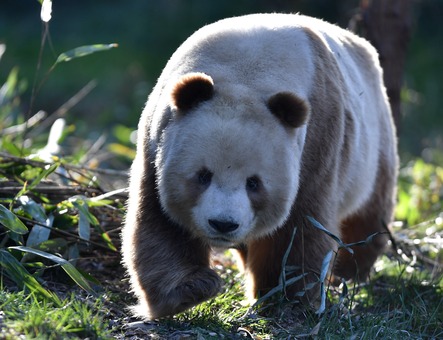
114,237 -> 441,339
0,290 -> 113,339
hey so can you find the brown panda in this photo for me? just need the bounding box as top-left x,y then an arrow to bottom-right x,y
121,13 -> 398,319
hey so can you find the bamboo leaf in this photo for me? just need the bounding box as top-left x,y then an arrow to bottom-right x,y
316,250 -> 333,315
10,246 -> 96,294
18,195 -> 47,223
40,0 -> 52,23
253,273 -> 308,307
67,243 -> 80,267
0,203 -> 28,234
101,232 -> 117,251
70,196 -> 99,226
0,249 -> 56,301
22,237 -> 67,263
307,216 -> 353,254
316,282 -> 327,315
27,163 -> 59,191
319,250 -> 333,283
26,215 -> 54,247
307,216 -> 341,244
108,143 -> 136,160
2,67 -> 18,100
55,44 -> 118,64
279,227 -> 297,292
76,267 -> 101,285
89,187 -> 127,202
78,206 -> 91,242
14,163 -> 59,199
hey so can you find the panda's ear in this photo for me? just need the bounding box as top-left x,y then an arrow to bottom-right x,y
267,92 -> 309,128
171,73 -> 214,111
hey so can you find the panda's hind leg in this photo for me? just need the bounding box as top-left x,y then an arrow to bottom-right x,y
333,212 -> 389,280
334,157 -> 396,281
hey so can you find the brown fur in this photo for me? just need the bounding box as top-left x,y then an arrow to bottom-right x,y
171,73 -> 214,111
267,92 -> 310,128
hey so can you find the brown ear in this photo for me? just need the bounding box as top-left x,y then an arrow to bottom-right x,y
171,73 -> 214,111
267,92 -> 309,128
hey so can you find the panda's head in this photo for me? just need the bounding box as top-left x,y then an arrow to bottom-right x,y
155,73 -> 309,247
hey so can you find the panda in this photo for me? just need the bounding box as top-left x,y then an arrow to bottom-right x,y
121,13 -> 398,319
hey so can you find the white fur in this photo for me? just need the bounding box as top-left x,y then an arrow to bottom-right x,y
192,186 -> 253,247
156,104 -> 306,245
144,13 -> 389,246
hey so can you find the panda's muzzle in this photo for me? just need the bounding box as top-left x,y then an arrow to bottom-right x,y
208,219 -> 239,234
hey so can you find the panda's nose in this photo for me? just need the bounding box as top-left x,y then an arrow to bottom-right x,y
208,219 -> 239,233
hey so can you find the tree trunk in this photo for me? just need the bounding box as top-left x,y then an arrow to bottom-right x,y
353,0 -> 412,135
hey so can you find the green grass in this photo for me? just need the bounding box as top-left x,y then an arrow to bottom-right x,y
0,290 -> 113,339
107,241 -> 442,339
319,258 -> 442,339
1,248 -> 441,339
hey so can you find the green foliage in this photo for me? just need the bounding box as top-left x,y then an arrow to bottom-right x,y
11,245 -> 95,294
0,153 -> 123,297
0,2 -> 125,312
107,124 -> 136,160
396,158 -> 443,226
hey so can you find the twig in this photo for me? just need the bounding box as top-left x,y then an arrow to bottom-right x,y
0,152 -> 128,178
79,133 -> 107,165
27,21 -> 50,122
17,215 -> 117,252
28,80 -> 97,137
0,183 -> 102,198
2,110 -> 47,135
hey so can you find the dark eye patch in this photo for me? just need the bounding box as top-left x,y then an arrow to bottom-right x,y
197,167 -> 213,187
245,175 -> 268,212
246,175 -> 261,192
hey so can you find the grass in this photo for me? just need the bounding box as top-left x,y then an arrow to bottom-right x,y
110,249 -> 442,339
0,290 -> 113,339
1,246 -> 442,339
325,257 -> 442,339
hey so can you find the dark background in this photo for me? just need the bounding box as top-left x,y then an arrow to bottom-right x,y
0,0 -> 442,160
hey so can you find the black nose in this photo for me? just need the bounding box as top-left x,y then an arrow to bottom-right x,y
208,219 -> 239,233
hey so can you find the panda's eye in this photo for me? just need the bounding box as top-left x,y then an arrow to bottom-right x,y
197,168 -> 213,186
246,176 -> 261,192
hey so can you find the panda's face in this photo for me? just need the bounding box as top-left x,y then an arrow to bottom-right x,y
154,73 -> 309,247
156,115 -> 297,247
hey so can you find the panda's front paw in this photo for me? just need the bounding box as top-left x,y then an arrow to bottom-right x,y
175,267 -> 223,309
148,268 -> 223,319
